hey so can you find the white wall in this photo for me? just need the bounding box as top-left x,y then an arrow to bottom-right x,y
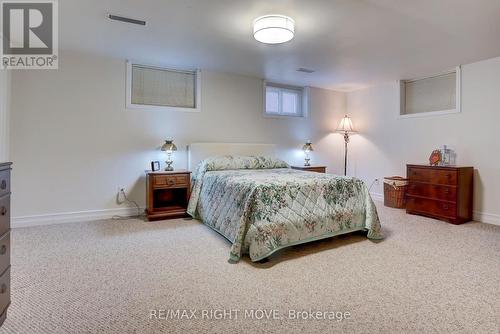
0,70 -> 10,162
9,51 -> 346,222
347,56 -> 500,224
9,51 -> 500,225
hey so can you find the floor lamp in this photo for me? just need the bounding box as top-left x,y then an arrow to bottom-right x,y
335,115 -> 356,176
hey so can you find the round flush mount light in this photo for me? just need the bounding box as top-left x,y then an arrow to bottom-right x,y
253,15 -> 295,44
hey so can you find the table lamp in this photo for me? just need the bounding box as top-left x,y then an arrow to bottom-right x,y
161,139 -> 177,171
302,141 -> 314,166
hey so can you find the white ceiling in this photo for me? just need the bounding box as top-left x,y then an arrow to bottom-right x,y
61,0 -> 500,91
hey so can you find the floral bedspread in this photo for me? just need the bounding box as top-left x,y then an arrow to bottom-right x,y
187,156 -> 383,262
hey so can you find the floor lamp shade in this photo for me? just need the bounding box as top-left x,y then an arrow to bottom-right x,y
335,115 -> 357,176
335,115 -> 356,134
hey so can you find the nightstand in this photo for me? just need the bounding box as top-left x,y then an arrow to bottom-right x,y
146,170 -> 191,221
291,166 -> 327,173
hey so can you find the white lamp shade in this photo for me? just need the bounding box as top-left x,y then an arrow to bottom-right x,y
336,115 -> 356,133
253,15 -> 295,44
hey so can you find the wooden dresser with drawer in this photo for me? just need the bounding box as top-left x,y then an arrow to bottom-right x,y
0,162 -> 11,326
406,164 -> 473,225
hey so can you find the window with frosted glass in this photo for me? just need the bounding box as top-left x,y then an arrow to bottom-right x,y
264,83 -> 304,117
131,65 -> 196,108
400,70 -> 459,116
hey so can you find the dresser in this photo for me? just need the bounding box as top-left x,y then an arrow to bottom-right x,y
146,170 -> 191,221
406,164 -> 473,225
0,163 -> 11,326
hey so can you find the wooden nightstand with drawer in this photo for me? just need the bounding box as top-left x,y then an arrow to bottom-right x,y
146,170 -> 191,221
406,164 -> 473,225
291,166 -> 327,173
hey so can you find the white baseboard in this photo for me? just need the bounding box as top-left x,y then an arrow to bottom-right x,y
370,192 -> 384,202
473,211 -> 500,226
371,192 -> 500,226
12,207 -> 144,229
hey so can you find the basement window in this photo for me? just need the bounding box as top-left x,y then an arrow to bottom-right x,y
399,66 -> 461,118
264,82 -> 308,117
126,62 -> 201,112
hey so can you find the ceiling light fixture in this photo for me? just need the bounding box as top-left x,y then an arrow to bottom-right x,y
253,15 -> 295,44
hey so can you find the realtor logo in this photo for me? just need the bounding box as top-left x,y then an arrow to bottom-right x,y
1,0 -> 58,69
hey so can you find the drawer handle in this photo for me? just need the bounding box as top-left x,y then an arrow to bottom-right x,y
0,206 -> 6,216
443,204 -> 449,210
0,245 -> 5,255
0,180 -> 5,190
444,188 -> 450,194
0,284 -> 6,294
168,180 -> 175,185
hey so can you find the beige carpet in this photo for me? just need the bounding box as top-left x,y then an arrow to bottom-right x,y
0,203 -> 499,334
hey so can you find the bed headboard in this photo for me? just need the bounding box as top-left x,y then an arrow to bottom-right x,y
187,143 -> 276,170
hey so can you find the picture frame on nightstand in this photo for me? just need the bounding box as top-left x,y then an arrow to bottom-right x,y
151,161 -> 161,171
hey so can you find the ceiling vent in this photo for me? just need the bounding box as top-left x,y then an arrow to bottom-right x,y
108,14 -> 146,26
297,68 -> 315,73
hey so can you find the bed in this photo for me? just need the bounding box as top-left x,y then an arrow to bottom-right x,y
187,143 -> 383,263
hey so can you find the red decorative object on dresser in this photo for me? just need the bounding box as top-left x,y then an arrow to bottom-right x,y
406,164 -> 473,225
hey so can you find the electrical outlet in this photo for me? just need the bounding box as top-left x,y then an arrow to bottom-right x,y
117,187 -> 126,204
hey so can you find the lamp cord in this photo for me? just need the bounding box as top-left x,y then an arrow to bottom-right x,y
368,179 -> 378,193
112,190 -> 144,220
